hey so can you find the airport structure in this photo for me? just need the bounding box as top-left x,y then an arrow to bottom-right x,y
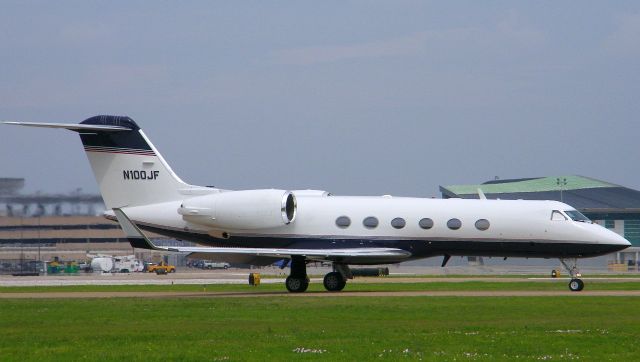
441,175 -> 640,270
0,178 -> 103,217
0,178 -> 185,269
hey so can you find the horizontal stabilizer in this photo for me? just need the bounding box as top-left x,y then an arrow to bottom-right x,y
4,121 -> 131,132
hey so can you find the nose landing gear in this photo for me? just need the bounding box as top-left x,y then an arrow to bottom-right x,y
560,258 -> 584,292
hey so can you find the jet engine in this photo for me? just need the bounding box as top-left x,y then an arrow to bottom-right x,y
292,189 -> 331,197
178,189 -> 296,230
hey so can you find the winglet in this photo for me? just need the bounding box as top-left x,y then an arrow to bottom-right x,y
113,208 -> 163,250
477,188 -> 487,200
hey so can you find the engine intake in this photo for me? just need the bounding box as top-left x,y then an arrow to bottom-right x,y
178,189 -> 297,230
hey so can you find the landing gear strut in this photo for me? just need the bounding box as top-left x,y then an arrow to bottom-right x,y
285,256 -> 309,293
560,258 -> 584,292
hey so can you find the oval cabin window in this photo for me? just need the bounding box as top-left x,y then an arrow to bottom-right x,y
475,219 -> 490,231
419,218 -> 434,229
363,216 -> 379,228
447,218 -> 462,230
335,216 -> 351,228
391,217 -> 406,229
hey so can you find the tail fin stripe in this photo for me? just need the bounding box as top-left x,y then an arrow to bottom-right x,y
85,149 -> 156,156
84,145 -> 156,156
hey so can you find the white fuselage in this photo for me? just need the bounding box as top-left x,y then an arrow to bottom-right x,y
119,191 -> 630,262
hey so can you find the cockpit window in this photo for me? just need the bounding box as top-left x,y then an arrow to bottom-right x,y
565,210 -> 591,223
551,210 -> 567,221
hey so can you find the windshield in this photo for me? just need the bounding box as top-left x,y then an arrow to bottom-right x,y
564,210 -> 591,223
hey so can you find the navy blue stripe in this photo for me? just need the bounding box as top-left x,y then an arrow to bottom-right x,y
77,115 -> 151,150
78,127 -> 151,150
80,115 -> 140,130
136,224 -> 626,259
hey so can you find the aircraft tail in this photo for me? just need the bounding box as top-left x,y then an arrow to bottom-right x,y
6,115 -> 193,208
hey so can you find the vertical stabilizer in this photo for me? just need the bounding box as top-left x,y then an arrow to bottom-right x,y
5,115 -> 197,209
77,115 -> 190,208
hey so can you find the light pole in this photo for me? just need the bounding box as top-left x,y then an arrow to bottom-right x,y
556,177 -> 567,203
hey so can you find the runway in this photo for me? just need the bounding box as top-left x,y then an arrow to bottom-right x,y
2,270 -> 640,287
1,290 -> 640,299
2,269 -> 639,299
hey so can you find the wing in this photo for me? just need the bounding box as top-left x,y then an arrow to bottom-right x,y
113,208 -> 412,264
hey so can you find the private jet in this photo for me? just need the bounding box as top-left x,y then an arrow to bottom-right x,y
5,115 -> 630,292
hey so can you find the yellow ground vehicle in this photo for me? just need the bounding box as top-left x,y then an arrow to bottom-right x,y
147,261 -> 176,274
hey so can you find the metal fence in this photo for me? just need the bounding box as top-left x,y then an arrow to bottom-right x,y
0,258 -> 42,275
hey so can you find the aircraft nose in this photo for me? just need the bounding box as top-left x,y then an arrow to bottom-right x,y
605,229 -> 631,246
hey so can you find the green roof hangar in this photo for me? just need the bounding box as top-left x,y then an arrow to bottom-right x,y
440,175 -> 640,270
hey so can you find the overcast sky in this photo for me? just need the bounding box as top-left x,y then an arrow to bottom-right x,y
1,1 -> 639,198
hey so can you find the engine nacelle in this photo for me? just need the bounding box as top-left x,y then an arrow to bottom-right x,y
178,189 -> 296,230
292,189 -> 331,197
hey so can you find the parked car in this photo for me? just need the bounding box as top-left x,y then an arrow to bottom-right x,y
202,261 -> 230,269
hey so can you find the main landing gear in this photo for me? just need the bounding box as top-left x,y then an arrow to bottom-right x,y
323,272 -> 346,291
285,256 -> 309,293
560,258 -> 584,292
285,257 -> 352,293
323,264 -> 351,292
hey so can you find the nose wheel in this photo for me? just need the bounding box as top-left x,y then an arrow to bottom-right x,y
569,278 -> 584,292
560,258 -> 584,292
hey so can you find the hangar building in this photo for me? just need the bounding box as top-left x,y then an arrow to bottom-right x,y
0,177 -> 183,267
440,175 -> 640,270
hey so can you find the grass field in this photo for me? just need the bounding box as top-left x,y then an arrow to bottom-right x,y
1,295 -> 639,361
1,280 -> 639,361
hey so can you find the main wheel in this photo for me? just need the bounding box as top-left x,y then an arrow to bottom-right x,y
323,272 -> 346,292
569,278 -> 584,292
285,276 -> 309,293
